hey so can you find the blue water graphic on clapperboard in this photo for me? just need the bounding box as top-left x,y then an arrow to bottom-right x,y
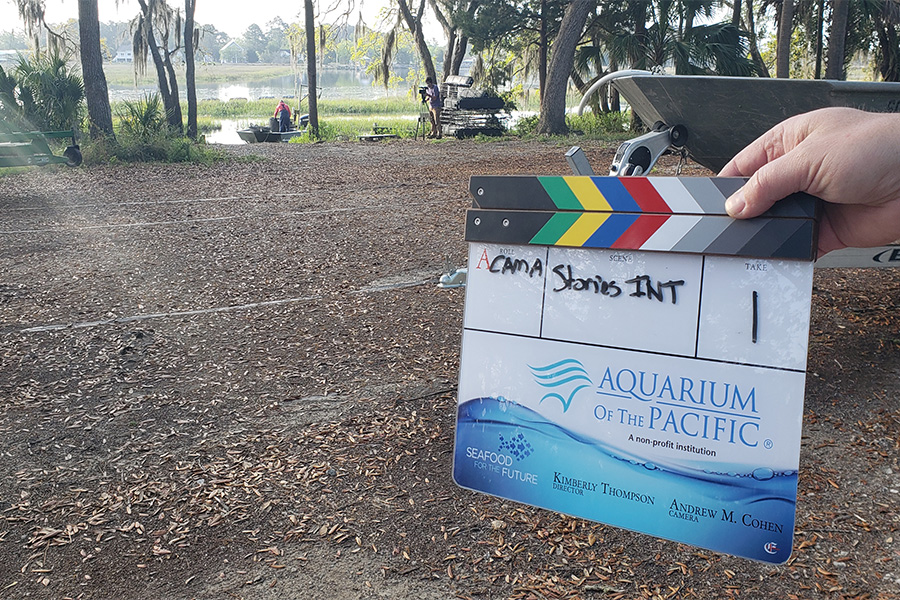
453,396 -> 797,564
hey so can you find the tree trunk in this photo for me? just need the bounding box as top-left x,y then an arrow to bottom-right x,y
451,34 -> 469,75
305,0 -> 319,138
442,29 -> 456,79
450,0 -> 478,76
876,21 -> 900,82
775,0 -> 793,78
825,0 -> 849,80
147,29 -> 178,125
632,2 -> 648,71
676,10 -> 696,73
744,0 -> 770,77
535,0 -> 592,135
732,0 -> 742,27
538,0 -> 547,102
77,0 -> 115,139
427,0 -> 454,79
630,2 -> 648,129
136,0 -> 179,131
184,0 -> 198,139
162,51 -> 183,133
397,0 -> 436,82
814,0 -> 824,78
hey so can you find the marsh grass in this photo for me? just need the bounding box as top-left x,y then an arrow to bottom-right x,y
188,97 -> 420,119
105,88 -> 634,148
85,94 -> 223,164
289,116 -> 420,143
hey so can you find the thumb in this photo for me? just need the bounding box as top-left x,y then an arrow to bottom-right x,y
725,153 -> 808,219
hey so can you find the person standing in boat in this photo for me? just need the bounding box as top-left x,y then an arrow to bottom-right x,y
274,100 -> 292,132
424,78 -> 442,139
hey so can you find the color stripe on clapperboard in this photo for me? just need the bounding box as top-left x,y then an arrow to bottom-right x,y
465,176 -> 819,261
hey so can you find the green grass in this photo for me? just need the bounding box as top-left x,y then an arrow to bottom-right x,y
314,97 -> 422,115
196,116 -> 222,134
0,165 -> 37,176
189,97 -> 422,119
185,97 -> 426,141
512,111 -> 632,142
289,116 -> 422,142
82,132 -> 224,165
110,91 -> 634,146
195,98 -> 276,118
111,97 -> 422,122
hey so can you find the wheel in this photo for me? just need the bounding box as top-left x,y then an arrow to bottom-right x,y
626,145 -> 652,175
669,124 -> 688,148
63,145 -> 82,167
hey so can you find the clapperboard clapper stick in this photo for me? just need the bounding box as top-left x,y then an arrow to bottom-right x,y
453,175 -> 820,564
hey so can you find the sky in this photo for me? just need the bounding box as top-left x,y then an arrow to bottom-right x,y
0,0 -> 421,40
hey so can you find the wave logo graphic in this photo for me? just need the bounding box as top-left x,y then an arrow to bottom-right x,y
529,359 -> 592,413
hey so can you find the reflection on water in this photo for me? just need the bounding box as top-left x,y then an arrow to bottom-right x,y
109,69 -> 410,102
205,119 -> 250,144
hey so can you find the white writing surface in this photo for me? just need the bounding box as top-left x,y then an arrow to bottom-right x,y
456,241 -> 815,563
696,257 -> 813,370
542,248 -> 703,356
464,244 -> 548,337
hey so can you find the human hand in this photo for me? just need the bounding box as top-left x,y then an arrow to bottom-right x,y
718,107 -> 900,256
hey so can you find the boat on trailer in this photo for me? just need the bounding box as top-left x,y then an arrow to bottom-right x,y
575,73 -> 900,268
606,74 -> 900,172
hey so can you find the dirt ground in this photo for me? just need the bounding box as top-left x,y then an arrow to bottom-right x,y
0,139 -> 898,600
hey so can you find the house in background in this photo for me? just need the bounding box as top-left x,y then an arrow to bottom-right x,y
112,44 -> 133,63
219,40 -> 244,64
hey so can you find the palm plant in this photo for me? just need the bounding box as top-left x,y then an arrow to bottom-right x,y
116,93 -> 167,140
602,0 -> 758,75
0,52 -> 84,132
14,51 -> 85,131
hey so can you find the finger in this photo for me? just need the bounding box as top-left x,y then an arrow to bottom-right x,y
725,152 -> 810,219
815,213 -> 844,258
718,137 -> 774,178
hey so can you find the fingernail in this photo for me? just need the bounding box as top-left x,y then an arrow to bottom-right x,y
725,192 -> 745,217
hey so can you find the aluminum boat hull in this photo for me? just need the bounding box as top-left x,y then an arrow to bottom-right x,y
611,75 -> 900,172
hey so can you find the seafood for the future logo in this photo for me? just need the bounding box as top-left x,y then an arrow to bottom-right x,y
529,359 -> 592,412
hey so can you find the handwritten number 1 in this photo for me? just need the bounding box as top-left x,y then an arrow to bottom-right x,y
751,291 -> 759,344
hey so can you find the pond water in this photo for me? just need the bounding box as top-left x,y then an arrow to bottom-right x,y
205,114 -> 422,144
108,69 -> 410,102
206,111 -> 533,145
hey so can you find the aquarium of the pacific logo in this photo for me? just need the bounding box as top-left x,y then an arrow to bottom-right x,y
529,359 -> 593,413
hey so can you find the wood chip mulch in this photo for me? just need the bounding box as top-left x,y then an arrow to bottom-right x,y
1,140 -> 898,599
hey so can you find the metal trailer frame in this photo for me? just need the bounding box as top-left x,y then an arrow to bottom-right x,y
0,129 -> 81,168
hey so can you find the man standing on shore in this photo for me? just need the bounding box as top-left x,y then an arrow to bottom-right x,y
424,78 -> 443,139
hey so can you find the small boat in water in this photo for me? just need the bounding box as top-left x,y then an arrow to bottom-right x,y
237,114 -> 310,143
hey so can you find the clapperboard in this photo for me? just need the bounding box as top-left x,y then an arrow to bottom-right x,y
453,175 -> 820,564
